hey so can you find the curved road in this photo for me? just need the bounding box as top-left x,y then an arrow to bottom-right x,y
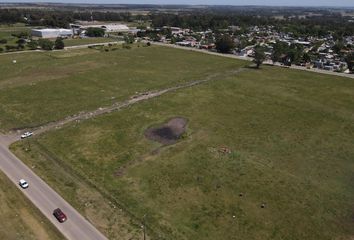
0,134 -> 107,240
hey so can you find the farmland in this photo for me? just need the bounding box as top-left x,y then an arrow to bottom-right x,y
6,44 -> 354,239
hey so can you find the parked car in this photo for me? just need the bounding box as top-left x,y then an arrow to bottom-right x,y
19,179 -> 29,189
53,208 -> 67,223
21,132 -> 33,139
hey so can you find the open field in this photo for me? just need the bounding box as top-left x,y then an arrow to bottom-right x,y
9,45 -> 354,240
0,45 -> 244,131
63,37 -> 117,47
0,170 -> 64,240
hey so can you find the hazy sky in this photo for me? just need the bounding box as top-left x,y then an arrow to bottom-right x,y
2,0 -> 354,7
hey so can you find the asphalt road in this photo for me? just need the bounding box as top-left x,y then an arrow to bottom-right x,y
0,134 -> 107,240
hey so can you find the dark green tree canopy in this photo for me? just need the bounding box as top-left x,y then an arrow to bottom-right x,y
54,37 -> 65,49
86,28 -> 105,37
215,34 -> 235,53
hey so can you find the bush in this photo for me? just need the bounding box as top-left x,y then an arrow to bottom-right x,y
0,39 -> 7,44
27,40 -> 38,50
54,37 -> 65,49
0,47 -> 3,52
5,45 -> 17,51
38,39 -> 54,50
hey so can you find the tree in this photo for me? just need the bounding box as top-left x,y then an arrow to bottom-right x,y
253,45 -> 266,68
86,27 -> 105,37
27,40 -> 38,50
345,52 -> 354,73
54,37 -> 65,49
302,52 -> 311,63
271,41 -> 288,64
215,34 -> 235,53
38,39 -> 54,50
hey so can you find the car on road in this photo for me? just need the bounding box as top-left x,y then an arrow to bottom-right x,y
21,132 -> 33,139
19,179 -> 29,189
53,208 -> 67,223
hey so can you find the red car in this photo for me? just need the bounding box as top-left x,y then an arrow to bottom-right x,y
53,208 -> 67,223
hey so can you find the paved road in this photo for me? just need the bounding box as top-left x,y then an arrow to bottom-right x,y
0,134 -> 107,240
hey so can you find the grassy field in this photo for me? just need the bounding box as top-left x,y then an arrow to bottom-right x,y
0,45 -> 244,130
0,171 -> 64,240
9,45 -> 354,240
0,24 -> 32,51
63,37 -> 117,47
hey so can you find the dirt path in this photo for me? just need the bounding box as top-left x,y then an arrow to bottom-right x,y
10,68 -> 245,138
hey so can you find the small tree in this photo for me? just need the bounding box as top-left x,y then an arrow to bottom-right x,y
38,39 -> 54,51
54,37 -> 65,49
253,46 -> 266,68
345,52 -> 354,73
27,40 -> 38,50
215,34 -> 235,53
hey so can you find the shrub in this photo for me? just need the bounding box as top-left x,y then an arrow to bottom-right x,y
38,39 -> 54,50
54,37 -> 65,49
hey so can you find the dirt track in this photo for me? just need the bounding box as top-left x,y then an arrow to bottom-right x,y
13,68 -> 245,137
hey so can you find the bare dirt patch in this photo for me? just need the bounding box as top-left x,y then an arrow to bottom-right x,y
145,117 -> 188,145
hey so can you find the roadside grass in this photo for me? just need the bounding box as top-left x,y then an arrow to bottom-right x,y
0,171 -> 64,240
11,65 -> 354,239
63,37 -> 117,47
0,45 -> 245,130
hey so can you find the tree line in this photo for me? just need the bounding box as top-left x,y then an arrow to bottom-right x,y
0,8 -> 353,38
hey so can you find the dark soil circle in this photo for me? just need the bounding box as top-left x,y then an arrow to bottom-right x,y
145,117 -> 188,145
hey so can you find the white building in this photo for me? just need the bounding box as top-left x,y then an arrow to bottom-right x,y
31,29 -> 73,39
74,24 -> 131,33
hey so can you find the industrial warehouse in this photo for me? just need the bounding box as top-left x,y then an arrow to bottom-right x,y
31,28 -> 73,38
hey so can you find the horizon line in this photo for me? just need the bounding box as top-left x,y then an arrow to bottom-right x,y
0,2 -> 354,8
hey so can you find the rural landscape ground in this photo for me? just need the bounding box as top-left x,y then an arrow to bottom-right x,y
1,42 -> 354,239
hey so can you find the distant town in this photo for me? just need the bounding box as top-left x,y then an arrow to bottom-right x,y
0,3 -> 353,75
25,20 -> 354,75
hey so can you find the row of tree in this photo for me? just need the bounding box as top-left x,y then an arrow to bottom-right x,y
0,8 -> 353,37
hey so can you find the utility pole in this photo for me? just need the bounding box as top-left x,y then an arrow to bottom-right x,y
142,214 -> 146,240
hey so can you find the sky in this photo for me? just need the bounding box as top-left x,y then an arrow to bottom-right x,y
2,0 -> 354,7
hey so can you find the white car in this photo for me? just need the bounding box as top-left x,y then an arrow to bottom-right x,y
19,179 -> 29,189
21,132 -> 33,139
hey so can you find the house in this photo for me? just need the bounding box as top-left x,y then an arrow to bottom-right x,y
31,28 -> 73,39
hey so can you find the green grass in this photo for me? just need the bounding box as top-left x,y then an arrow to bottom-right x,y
0,24 -> 32,51
10,60 -> 354,239
0,45 -> 244,130
63,37 -> 117,47
0,171 -> 64,240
